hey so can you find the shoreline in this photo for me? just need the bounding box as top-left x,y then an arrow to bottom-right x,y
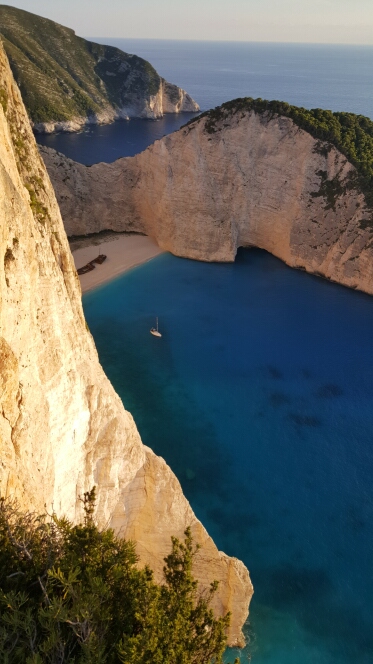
70,233 -> 164,294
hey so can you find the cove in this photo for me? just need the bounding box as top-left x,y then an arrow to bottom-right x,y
83,248 -> 373,663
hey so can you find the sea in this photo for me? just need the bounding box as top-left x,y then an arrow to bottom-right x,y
38,42 -> 373,663
37,41 -> 373,164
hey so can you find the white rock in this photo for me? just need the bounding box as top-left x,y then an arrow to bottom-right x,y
32,80 -> 199,133
42,110 -> 373,295
0,42 -> 251,647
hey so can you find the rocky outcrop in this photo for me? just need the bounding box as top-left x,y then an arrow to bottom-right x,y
0,43 -> 251,645
0,5 -> 199,133
31,78 -> 199,134
42,106 -> 373,294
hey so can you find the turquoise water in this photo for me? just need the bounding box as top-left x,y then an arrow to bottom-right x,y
83,249 -> 373,663
54,38 -> 373,661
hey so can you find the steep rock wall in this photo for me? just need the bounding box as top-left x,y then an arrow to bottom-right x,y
32,79 -> 199,134
0,43 -> 252,646
42,109 -> 373,295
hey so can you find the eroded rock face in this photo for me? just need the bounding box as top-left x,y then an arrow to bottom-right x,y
42,110 -> 373,294
0,43 -> 252,646
32,80 -> 199,134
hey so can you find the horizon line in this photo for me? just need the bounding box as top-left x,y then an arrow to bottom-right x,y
86,36 -> 373,48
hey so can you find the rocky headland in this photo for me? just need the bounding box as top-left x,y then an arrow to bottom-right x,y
0,42 -> 251,645
0,5 -> 199,133
42,99 -> 373,294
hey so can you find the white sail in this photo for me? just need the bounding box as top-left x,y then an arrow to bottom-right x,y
150,317 -> 162,337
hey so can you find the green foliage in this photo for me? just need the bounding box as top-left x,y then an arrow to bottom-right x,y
186,97 -> 373,210
118,530 -> 229,664
0,87 -> 8,113
0,5 -> 163,124
0,491 -> 235,664
25,182 -> 49,226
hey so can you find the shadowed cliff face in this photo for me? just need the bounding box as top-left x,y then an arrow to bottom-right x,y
42,109 -> 373,295
0,43 -> 252,646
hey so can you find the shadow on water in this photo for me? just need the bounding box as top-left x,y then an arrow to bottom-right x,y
267,365 -> 284,380
264,564 -> 333,608
288,412 -> 322,427
259,563 -> 373,662
315,383 -> 344,398
84,249 -> 373,664
89,316 -> 233,506
36,112 -> 200,164
268,391 -> 291,407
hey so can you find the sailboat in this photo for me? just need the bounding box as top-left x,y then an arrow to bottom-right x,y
150,317 -> 162,337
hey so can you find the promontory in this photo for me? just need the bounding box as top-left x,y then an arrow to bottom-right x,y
0,5 -> 199,132
42,98 -> 373,295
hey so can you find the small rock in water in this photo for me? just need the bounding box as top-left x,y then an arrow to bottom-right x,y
185,468 -> 196,480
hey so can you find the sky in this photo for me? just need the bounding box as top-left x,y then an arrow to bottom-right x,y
4,0 -> 373,44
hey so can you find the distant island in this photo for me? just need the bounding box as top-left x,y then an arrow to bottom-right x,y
0,4 -> 199,133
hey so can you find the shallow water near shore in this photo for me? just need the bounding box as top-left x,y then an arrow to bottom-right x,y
83,248 -> 373,663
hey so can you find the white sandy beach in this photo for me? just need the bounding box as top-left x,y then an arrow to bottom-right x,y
71,234 -> 164,293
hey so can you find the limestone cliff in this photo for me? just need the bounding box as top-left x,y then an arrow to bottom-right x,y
0,43 -> 251,645
0,5 -> 199,133
42,102 -> 373,295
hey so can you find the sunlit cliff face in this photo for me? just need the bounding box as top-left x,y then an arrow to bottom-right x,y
42,108 -> 373,295
0,42 -> 252,646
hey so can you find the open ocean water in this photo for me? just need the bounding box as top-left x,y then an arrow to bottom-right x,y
37,41 -> 373,163
43,42 -> 373,662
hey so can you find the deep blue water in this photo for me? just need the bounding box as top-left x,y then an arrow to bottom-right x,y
50,40 -> 373,662
37,41 -> 373,164
83,249 -> 373,664
36,114 -> 198,165
93,40 -> 373,117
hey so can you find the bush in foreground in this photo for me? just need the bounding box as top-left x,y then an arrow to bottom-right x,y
0,488 -> 239,664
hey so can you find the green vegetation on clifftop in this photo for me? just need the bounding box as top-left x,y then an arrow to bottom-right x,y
188,97 -> 373,210
0,5 -> 163,124
0,489 -> 238,664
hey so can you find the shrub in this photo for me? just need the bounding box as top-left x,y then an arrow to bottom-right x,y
0,489 -> 236,663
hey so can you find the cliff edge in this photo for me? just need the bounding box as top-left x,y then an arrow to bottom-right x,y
0,42 -> 251,646
42,99 -> 373,294
0,5 -> 199,132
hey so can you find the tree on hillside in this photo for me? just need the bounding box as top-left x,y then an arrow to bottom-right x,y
0,488 -> 240,663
